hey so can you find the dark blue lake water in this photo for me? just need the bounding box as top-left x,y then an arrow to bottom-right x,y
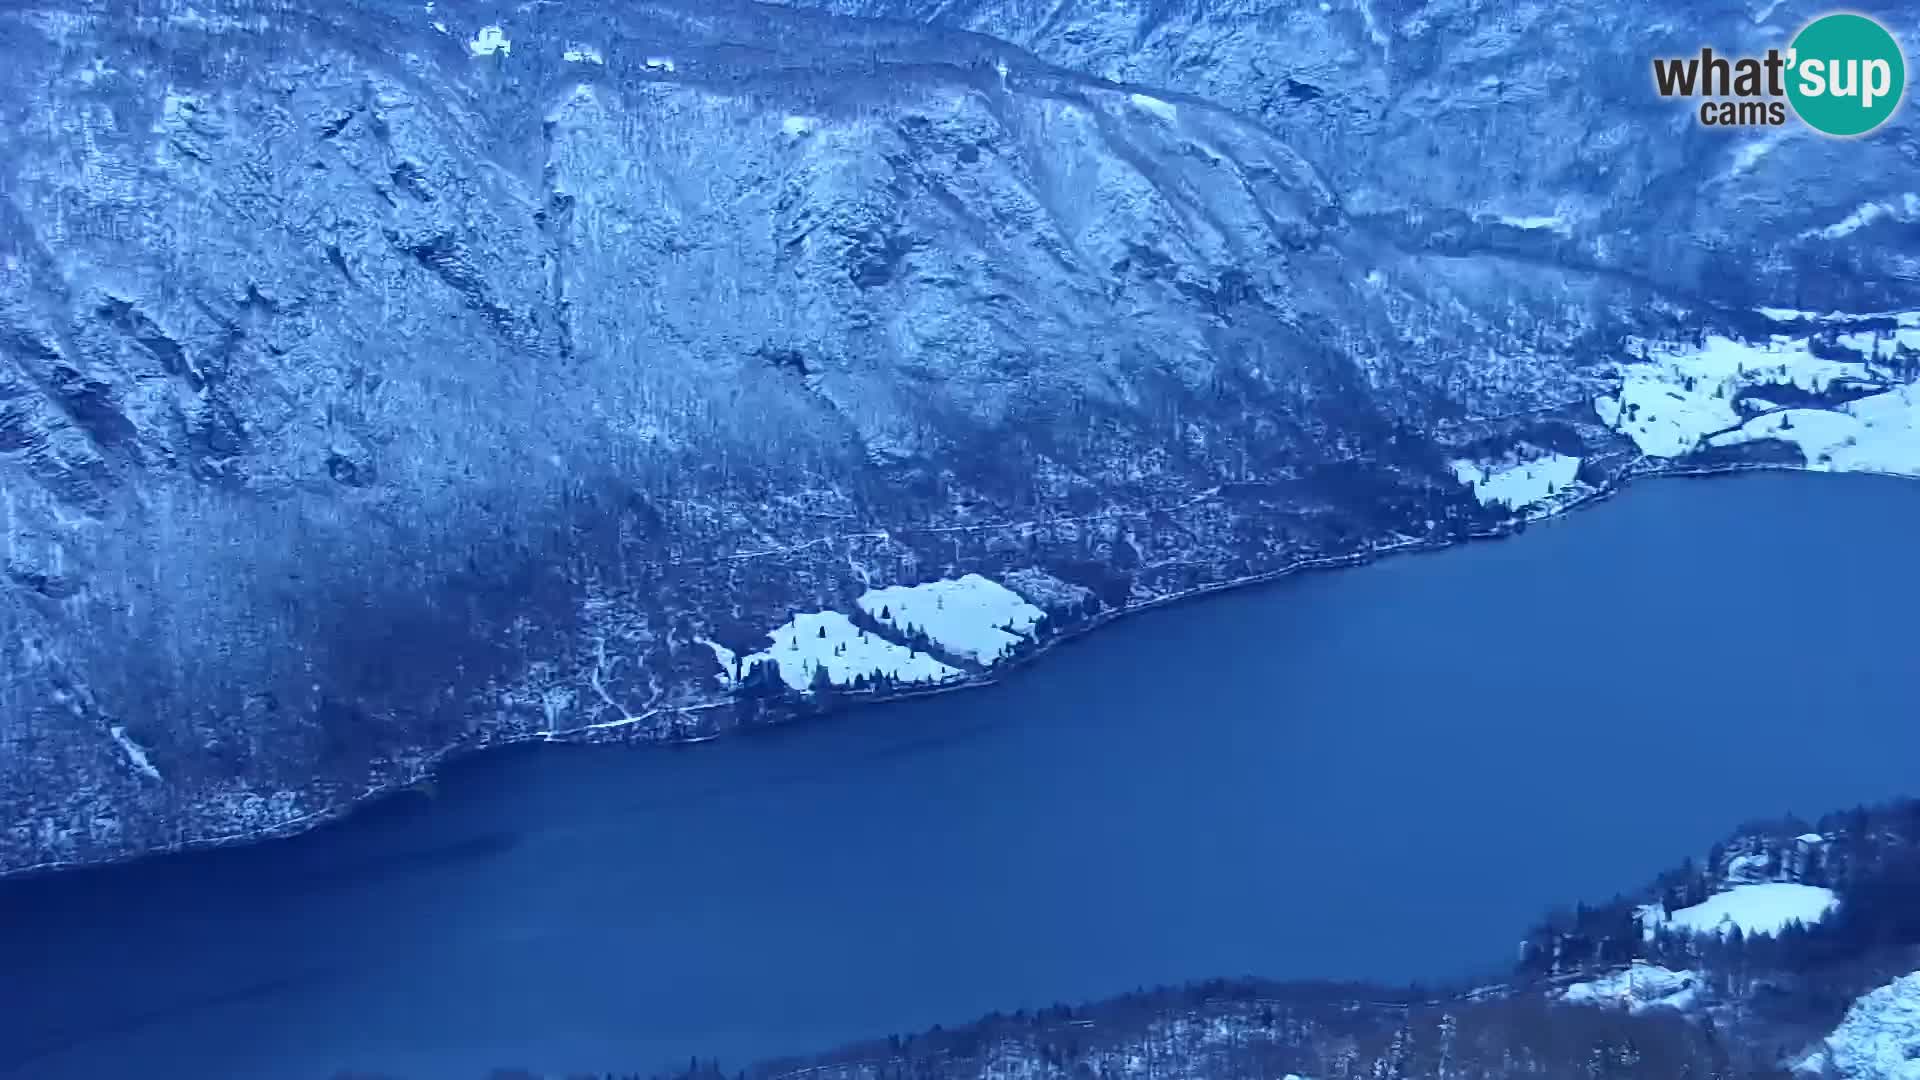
4,471 -> 1919,1080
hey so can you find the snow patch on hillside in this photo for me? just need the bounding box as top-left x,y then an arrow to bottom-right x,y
1563,964 -> 1700,1013
1727,134 -> 1782,177
563,44 -> 603,64
109,726 -> 163,781
695,637 -> 739,688
1355,0 -> 1390,47
858,574 -> 1045,665
1450,453 -> 1581,509
739,611 -> 960,691
1498,212 -> 1572,237
469,25 -> 510,57
1661,883 -> 1838,938
1802,197 -> 1917,241
1809,972 -> 1920,1079
1635,903 -> 1666,941
1129,93 -> 1178,122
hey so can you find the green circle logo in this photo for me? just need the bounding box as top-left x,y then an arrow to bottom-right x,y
1787,13 -> 1906,136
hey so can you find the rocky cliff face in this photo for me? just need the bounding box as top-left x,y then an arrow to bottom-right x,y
2,0 -> 1915,875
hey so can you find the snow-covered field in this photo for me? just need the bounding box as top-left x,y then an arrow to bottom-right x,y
710,574 -> 1049,693
1449,453 -> 1582,509
1655,883 -> 1839,939
857,574 -> 1046,665
1594,321 -> 1920,475
735,610 -> 960,691
1706,383 -> 1920,475
1562,963 -> 1700,1013
1801,972 -> 1920,1079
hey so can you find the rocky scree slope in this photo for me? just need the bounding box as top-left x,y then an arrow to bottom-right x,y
1,0 -> 1917,875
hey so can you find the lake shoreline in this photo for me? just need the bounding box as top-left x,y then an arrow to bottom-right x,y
6,458 -> 1914,884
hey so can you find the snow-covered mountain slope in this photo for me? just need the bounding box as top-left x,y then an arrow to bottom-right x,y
1803,973 -> 1920,1080
2,0 -> 1918,874
764,1 -> 1920,315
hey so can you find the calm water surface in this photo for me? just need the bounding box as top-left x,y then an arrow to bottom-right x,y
4,471 -> 1919,1080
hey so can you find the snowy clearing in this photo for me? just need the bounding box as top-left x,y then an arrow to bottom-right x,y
1449,453 -> 1581,509
1661,883 -> 1839,938
563,44 -> 603,64
468,25 -> 510,57
782,115 -> 817,137
1592,332 -> 1912,463
858,574 -> 1046,665
1562,964 -> 1700,1013
644,56 -> 677,73
1705,383 -> 1920,476
1806,972 -> 1920,1079
739,610 -> 960,691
